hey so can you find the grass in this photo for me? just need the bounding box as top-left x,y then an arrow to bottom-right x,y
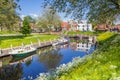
0,34 -> 59,49
57,34 -> 120,80
64,31 -> 95,35
97,31 -> 116,42
0,31 -> 20,34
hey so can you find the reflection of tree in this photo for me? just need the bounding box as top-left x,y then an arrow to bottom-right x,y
0,63 -> 23,80
0,56 -> 12,67
38,51 -> 63,70
10,51 -> 35,64
25,56 -> 32,67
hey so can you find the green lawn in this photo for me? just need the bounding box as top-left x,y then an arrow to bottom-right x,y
63,31 -> 103,36
0,31 -> 20,34
0,34 -> 59,49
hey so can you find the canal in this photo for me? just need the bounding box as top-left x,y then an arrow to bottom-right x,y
0,39 -> 96,80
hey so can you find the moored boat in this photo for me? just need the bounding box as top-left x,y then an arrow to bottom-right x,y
52,38 -> 68,46
9,46 -> 36,57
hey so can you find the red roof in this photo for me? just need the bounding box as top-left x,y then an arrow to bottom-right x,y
61,22 -> 69,28
97,24 -> 109,30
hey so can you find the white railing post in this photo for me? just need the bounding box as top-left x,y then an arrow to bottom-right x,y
10,44 -> 13,51
31,41 -> 33,47
50,39 -> 52,44
0,49 -> 1,54
38,39 -> 41,46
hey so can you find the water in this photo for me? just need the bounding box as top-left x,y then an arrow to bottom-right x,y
0,40 -> 95,80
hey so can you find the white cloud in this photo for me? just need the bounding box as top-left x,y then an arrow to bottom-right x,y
29,13 -> 39,18
20,13 -> 39,20
20,14 -> 26,20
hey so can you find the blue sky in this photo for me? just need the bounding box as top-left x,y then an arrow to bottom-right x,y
17,0 -> 43,19
17,0 -> 68,21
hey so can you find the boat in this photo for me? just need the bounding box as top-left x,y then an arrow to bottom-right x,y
9,45 -> 36,57
52,38 -> 68,46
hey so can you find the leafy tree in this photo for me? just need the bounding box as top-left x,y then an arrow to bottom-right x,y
43,0 -> 120,25
37,7 -> 62,32
0,0 -> 20,31
25,16 -> 36,23
21,17 -> 31,36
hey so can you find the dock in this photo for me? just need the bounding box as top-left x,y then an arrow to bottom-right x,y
0,39 -> 58,58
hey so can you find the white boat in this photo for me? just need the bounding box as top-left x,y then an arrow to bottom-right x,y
9,46 -> 36,57
52,38 -> 68,46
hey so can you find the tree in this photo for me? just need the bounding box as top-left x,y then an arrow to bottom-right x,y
37,7 -> 62,32
43,0 -> 120,25
0,0 -> 21,31
21,17 -> 31,36
25,16 -> 36,23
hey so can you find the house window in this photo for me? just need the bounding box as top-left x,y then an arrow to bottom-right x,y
87,27 -> 89,31
82,28 -> 84,31
83,25 -> 84,27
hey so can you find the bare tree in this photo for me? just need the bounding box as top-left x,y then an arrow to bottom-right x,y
37,7 -> 62,32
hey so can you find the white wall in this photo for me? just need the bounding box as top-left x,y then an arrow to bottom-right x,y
68,20 -> 93,31
77,21 -> 93,31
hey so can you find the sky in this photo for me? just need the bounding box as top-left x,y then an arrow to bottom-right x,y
17,0 -> 68,21
17,0 -> 43,19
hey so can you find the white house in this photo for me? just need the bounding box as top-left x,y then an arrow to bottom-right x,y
68,20 -> 93,31
77,20 -> 93,31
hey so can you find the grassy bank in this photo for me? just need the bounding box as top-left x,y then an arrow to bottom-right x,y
0,34 -> 59,49
97,32 -> 116,42
57,34 -> 120,80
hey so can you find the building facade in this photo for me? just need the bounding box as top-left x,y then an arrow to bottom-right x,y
61,22 -> 70,31
68,20 -> 93,31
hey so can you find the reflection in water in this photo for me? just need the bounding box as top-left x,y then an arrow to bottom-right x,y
38,48 -> 63,70
9,51 -> 35,65
24,56 -> 32,67
0,63 -> 23,80
10,56 -> 33,66
0,56 -> 12,67
70,39 -> 94,53
76,43 -> 92,52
